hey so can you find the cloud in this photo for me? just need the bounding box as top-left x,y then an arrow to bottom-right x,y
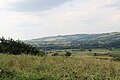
0,0 -> 120,40
8,0 -> 72,12
103,0 -> 120,9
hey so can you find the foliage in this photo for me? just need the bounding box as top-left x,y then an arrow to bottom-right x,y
65,51 -> 72,56
88,49 -> 92,52
94,53 -> 97,56
0,37 -> 41,55
52,52 -> 59,56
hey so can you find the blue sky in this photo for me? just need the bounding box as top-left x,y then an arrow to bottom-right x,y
0,0 -> 120,40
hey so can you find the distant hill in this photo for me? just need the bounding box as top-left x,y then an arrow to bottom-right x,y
25,32 -> 120,50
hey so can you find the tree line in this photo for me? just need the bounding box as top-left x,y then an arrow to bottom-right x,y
0,37 -> 44,56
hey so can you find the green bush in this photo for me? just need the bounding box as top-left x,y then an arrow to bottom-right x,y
94,53 -> 97,56
65,52 -> 72,56
88,49 -> 92,52
0,37 -> 41,55
52,53 -> 59,56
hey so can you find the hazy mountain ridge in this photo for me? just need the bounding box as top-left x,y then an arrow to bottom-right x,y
25,32 -> 120,49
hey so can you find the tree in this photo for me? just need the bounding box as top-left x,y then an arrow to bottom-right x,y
88,49 -> 92,52
0,37 -> 42,55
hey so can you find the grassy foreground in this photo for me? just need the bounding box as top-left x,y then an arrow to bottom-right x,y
0,54 -> 120,80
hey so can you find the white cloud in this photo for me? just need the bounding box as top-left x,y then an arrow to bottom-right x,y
0,0 -> 120,40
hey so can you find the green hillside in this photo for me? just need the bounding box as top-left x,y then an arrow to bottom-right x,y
25,32 -> 120,50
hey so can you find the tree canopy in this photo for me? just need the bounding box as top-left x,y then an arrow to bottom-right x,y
0,37 -> 41,55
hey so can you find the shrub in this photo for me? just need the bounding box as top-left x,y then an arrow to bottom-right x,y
88,49 -> 92,52
38,51 -> 46,57
94,53 -> 97,56
52,53 -> 59,56
0,37 -> 40,55
65,52 -> 72,56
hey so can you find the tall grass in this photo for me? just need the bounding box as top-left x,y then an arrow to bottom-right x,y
0,54 -> 120,80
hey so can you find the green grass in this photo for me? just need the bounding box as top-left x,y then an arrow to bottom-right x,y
71,49 -> 120,57
72,51 -> 94,56
0,54 -> 120,80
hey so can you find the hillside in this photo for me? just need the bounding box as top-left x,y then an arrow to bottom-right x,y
25,32 -> 120,50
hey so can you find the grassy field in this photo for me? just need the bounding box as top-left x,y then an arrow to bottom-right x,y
48,49 -> 120,57
0,51 -> 120,80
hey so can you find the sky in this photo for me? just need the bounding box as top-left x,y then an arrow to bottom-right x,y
0,0 -> 120,40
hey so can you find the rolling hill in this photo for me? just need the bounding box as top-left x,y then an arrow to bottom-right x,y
25,32 -> 120,50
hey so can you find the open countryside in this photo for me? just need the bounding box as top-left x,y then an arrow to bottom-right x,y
0,32 -> 120,80
0,0 -> 120,80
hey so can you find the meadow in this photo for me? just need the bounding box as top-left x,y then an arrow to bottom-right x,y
0,49 -> 120,80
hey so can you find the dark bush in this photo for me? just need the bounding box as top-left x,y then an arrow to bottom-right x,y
88,49 -> 92,52
0,37 -> 41,55
52,53 -> 59,56
65,52 -> 72,56
94,53 -> 97,56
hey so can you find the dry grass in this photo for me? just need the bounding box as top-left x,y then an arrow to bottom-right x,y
0,54 -> 120,80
